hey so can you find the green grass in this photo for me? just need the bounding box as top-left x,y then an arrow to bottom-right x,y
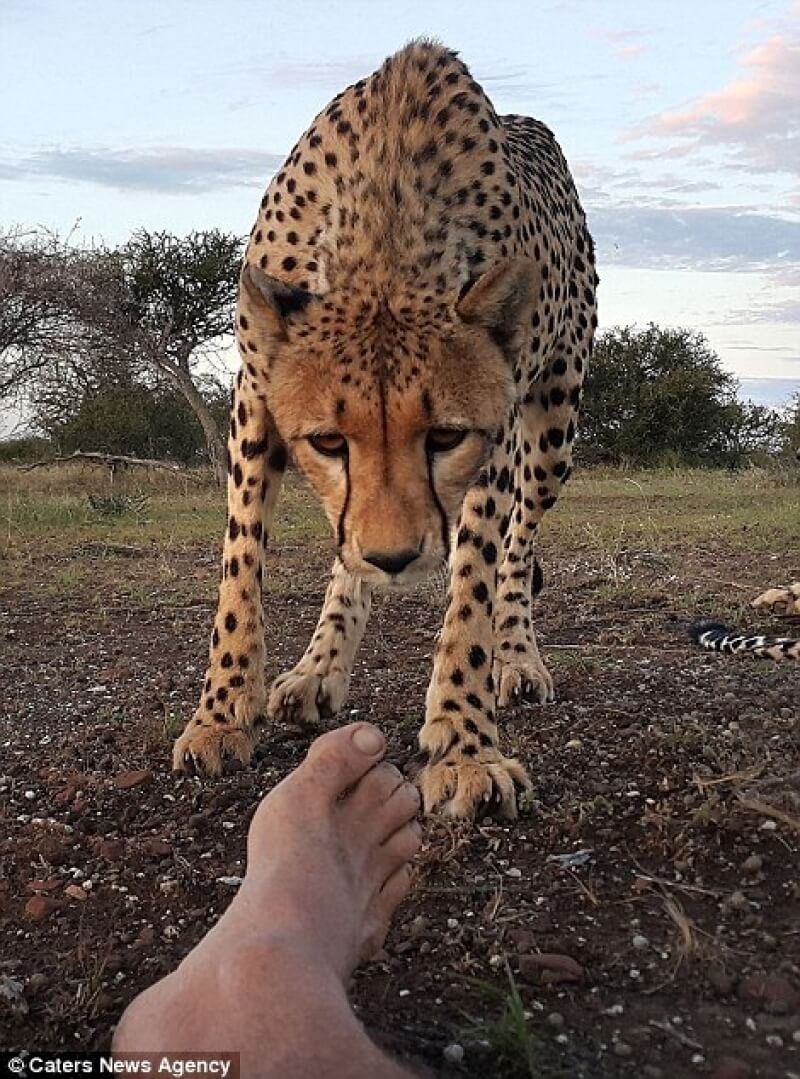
551,465 -> 800,554
462,967 -> 540,1079
1,461 -> 798,596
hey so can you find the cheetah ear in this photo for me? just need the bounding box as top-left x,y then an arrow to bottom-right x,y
456,257 -> 541,356
239,263 -> 316,341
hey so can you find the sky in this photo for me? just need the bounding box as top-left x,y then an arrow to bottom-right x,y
2,0 -> 799,407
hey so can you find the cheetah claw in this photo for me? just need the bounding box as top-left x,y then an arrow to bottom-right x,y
268,667 -> 350,725
172,716 -> 257,776
495,656 -> 555,706
419,751 -> 531,820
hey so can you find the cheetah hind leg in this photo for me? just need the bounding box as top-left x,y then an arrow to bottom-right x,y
493,560 -> 555,706
268,560 -> 372,726
494,634 -> 555,707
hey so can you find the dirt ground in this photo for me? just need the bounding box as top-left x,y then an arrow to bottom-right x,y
1,466 -> 799,1077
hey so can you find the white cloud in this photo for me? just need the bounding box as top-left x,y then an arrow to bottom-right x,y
0,146 -> 285,193
626,29 -> 800,184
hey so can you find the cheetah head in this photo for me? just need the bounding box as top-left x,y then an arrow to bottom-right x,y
238,259 -> 539,586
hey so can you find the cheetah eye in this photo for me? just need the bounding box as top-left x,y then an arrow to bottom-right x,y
426,428 -> 468,453
308,433 -> 347,457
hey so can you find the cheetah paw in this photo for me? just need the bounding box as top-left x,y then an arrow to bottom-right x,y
172,715 -> 257,776
495,653 -> 555,706
419,749 -> 531,820
268,664 -> 350,725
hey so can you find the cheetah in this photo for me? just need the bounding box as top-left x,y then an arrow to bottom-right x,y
173,40 -> 598,819
689,583 -> 800,662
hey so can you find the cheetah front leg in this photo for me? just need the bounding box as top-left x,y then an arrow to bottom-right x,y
419,425 -> 531,820
172,371 -> 287,775
268,559 -> 373,725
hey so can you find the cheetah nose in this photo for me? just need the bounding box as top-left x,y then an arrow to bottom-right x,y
363,549 -> 419,575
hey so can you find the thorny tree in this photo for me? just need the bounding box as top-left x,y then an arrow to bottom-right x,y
1,228 -> 242,484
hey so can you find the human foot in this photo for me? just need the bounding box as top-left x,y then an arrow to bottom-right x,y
219,722 -> 421,981
115,725 -> 421,1076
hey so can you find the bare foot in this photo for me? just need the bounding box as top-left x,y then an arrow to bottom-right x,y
225,722 -> 422,979
115,724 -> 421,1078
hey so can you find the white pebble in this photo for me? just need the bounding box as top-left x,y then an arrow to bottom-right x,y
442,1044 -> 464,1065
632,935 -> 648,950
447,918 -> 459,929
505,867 -> 522,879
765,1034 -> 783,1048
24,790 -> 36,800
398,989 -> 411,998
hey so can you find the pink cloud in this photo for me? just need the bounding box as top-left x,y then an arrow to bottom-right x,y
616,43 -> 646,59
592,27 -> 650,60
628,30 -> 800,180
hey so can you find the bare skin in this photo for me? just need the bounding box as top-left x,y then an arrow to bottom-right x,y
114,724 -> 421,1078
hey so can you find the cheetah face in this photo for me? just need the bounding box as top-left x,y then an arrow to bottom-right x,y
239,259 -> 539,586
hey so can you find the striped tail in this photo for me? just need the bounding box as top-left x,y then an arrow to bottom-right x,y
688,620 -> 800,662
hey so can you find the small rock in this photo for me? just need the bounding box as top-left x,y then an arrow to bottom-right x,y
765,1034 -> 783,1048
27,878 -> 61,893
741,854 -> 763,875
24,896 -> 59,921
113,770 -> 153,790
26,973 -> 48,994
738,972 -> 800,1013
142,838 -> 172,857
613,1042 -> 632,1058
546,1012 -> 565,1029
93,838 -> 124,861
709,1058 -> 752,1079
64,884 -> 88,901
407,915 -> 429,939
443,1043 -> 464,1065
133,927 -> 155,948
708,967 -> 736,996
0,975 -> 28,1016
632,934 -> 649,950
518,953 -> 583,985
728,890 -> 749,911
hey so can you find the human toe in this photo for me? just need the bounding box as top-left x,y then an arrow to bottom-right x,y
299,723 -> 387,801
377,818 -> 422,871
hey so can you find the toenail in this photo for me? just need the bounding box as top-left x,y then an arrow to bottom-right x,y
352,724 -> 385,756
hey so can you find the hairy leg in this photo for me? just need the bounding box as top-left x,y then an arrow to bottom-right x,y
269,559 -> 373,725
118,724 -> 419,1079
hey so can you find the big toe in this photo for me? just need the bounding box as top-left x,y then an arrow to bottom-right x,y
299,722 -> 387,800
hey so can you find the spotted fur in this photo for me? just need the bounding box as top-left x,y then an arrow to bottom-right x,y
173,40 -> 598,818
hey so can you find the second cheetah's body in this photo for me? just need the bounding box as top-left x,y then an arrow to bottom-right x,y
174,40 -> 598,818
